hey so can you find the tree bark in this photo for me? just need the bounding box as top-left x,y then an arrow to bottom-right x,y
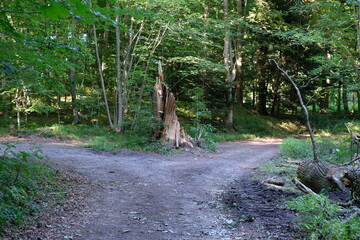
257,47 -> 268,115
70,63 -> 80,125
337,81 -> 342,112
153,62 -> 193,148
93,24 -> 114,129
223,0 -> 235,126
297,161 -> 348,193
115,11 -> 123,132
15,89 -> 21,129
343,81 -> 349,113
235,0 -> 244,106
1,75 -> 7,118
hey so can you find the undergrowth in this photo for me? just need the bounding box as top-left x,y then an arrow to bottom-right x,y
289,194 -> 360,240
280,135 -> 353,164
0,143 -> 61,234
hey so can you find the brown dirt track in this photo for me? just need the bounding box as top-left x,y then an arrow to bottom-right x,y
2,138 -> 302,240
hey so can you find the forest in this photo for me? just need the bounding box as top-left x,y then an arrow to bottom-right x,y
1,0 -> 360,134
1,0 -> 360,239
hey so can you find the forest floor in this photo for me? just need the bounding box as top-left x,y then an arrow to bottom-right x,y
2,136 -> 302,240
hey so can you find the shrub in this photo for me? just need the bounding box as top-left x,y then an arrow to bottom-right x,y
288,194 -> 360,240
0,143 -> 60,234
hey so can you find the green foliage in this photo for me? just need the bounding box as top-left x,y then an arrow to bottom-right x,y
25,124 -> 174,154
310,115 -> 360,134
211,111 -> 301,143
280,135 -> 353,163
280,137 -> 313,159
0,143 -> 60,233
288,194 -> 360,240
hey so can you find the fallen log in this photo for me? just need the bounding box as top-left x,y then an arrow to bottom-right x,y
297,160 -> 360,204
297,160 -> 349,193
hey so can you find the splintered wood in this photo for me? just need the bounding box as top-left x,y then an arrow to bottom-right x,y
153,62 -> 193,148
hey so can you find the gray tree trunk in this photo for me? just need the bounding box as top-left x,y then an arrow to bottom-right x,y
223,0 -> 235,126
93,24 -> 114,129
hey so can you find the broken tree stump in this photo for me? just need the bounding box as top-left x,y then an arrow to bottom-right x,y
153,62 -> 193,148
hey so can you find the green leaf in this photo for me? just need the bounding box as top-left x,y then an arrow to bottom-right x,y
0,61 -> 16,75
39,0 -> 70,20
0,12 -> 20,37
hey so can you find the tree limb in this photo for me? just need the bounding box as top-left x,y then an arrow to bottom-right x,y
269,59 -> 319,161
292,178 -> 318,195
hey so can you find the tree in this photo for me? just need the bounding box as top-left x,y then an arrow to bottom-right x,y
223,0 -> 235,126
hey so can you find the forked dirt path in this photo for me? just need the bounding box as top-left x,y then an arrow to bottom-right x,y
7,138 -> 282,239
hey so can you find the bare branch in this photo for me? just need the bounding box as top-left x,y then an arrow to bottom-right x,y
292,178 -> 318,195
305,93 -> 317,106
300,74 -> 321,88
269,59 -> 319,161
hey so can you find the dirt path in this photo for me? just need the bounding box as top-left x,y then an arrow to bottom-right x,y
5,138 -> 285,239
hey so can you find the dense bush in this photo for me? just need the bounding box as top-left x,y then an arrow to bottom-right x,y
0,143 -> 60,233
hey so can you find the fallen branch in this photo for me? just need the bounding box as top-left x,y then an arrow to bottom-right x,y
344,156 -> 360,166
264,177 -> 285,187
292,178 -> 318,195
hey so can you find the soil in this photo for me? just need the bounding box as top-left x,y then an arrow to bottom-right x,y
1,137 -> 304,240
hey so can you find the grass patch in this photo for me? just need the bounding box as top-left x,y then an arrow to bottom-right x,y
10,124 -> 175,154
280,136 -> 353,163
210,113 -> 302,143
0,143 -> 62,234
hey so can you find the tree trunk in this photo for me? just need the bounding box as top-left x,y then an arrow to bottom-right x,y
343,81 -> 349,113
15,89 -> 21,129
70,18 -> 80,125
297,160 -> 360,204
223,0 -> 235,126
1,75 -> 7,118
115,12 -> 123,132
297,161 -> 348,193
93,24 -> 114,129
257,46 -> 268,115
319,84 -> 329,112
153,62 -> 193,148
235,0 -> 244,106
337,81 -> 342,112
70,64 -> 80,125
270,76 -> 281,116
